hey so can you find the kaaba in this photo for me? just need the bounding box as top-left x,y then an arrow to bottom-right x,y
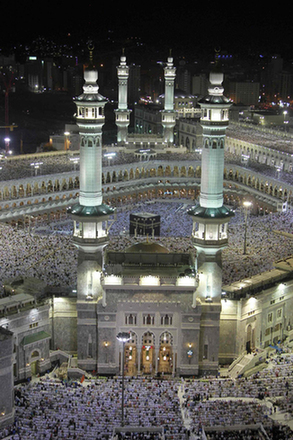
130,212 -> 160,237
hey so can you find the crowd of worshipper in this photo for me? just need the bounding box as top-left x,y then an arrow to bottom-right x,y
0,150 -> 201,183
0,127 -> 293,291
0,377 -> 186,440
3,136 -> 293,186
0,154 -> 78,182
105,201 -> 293,285
222,208 -> 293,283
3,146 -> 293,187
0,220 -> 78,291
2,351 -> 293,439
181,351 -> 293,438
226,123 -> 293,156
1,200 -> 293,292
224,150 -> 293,189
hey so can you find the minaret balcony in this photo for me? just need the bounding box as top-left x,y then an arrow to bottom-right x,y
200,119 -> 229,127
188,204 -> 234,251
76,115 -> 105,123
72,235 -> 109,246
191,235 -> 228,249
71,235 -> 109,254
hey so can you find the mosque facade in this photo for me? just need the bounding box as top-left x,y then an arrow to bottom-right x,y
64,50 -> 233,378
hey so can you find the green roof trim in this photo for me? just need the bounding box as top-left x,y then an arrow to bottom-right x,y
187,204 -> 235,219
22,330 -> 51,346
68,203 -> 115,218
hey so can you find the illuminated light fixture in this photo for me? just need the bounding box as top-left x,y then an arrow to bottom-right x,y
104,275 -> 122,285
177,276 -> 195,287
140,275 -> 160,286
243,200 -> 252,255
116,332 -> 131,427
116,332 -> 131,344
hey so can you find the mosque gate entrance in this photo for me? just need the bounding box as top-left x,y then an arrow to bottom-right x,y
141,331 -> 155,375
125,332 -> 138,376
158,331 -> 173,375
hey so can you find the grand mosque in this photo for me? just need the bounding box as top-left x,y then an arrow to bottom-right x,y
1,47 -> 293,429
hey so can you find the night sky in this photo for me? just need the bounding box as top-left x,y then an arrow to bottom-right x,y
2,2 -> 293,60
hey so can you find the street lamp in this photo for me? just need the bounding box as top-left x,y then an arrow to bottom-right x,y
30,162 -> 43,176
70,156 -> 80,171
116,331 -> 131,426
64,132 -> 70,151
243,200 -> 252,255
4,137 -> 10,152
283,111 -> 289,132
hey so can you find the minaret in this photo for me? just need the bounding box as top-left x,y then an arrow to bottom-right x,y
188,54 -> 234,375
115,49 -> 131,144
68,44 -> 115,371
69,43 -> 115,262
161,51 -> 176,145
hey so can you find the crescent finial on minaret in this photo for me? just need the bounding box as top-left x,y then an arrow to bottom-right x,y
214,47 -> 221,62
87,40 -> 95,67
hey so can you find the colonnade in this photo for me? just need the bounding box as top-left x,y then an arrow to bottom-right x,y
224,166 -> 293,201
226,136 -> 293,172
0,159 -> 292,220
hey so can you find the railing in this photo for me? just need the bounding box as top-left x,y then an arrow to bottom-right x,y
111,426 -> 164,440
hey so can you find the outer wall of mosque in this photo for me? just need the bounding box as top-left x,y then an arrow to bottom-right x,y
1,278 -> 293,387
0,327 -> 14,428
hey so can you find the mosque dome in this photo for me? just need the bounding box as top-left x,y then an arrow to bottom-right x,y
126,241 -> 170,253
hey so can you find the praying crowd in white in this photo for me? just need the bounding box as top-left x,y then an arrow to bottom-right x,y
0,200 -> 293,290
1,350 -> 293,439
